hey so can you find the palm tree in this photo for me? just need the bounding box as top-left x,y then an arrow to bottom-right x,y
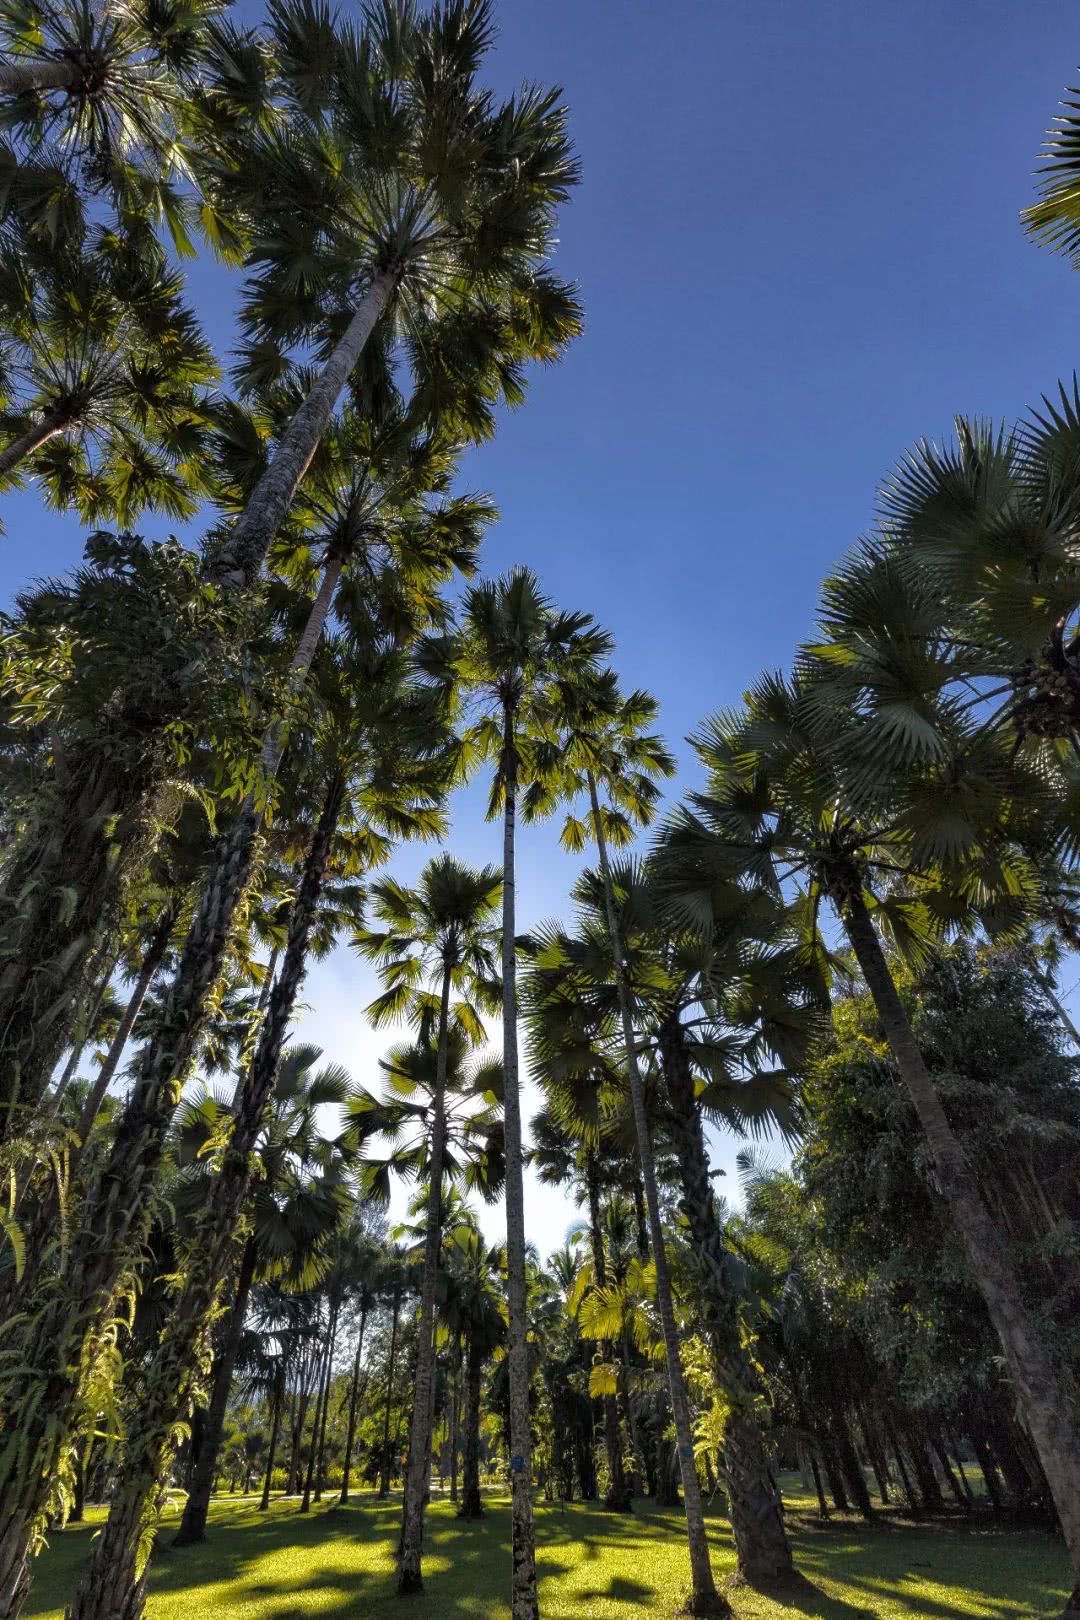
212,0 -> 581,593
529,1100 -> 633,1512
172,1043 -> 356,1546
1024,82 -> 1080,264
352,852 -> 501,1594
0,233 -> 217,521
439,566 -> 610,1620
660,673 -> 1080,1611
441,1225 -> 504,1520
338,1226 -> 385,1506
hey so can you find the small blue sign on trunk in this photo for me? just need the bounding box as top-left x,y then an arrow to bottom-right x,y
510,1455 -> 525,1473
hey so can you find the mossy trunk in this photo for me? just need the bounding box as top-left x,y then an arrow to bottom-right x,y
61,782 -> 344,1620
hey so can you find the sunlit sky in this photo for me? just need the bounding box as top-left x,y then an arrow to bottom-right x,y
4,0 -> 1080,1246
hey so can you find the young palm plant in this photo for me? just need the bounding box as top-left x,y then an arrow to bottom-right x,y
351,852 -> 502,1594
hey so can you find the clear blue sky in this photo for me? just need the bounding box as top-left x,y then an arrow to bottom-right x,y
4,0 -> 1080,1242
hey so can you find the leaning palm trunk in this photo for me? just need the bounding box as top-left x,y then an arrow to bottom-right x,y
842,890 -> 1080,1615
0,404 -> 72,476
459,1335 -> 484,1519
173,1234 -> 259,1547
500,706 -> 540,1620
64,778 -> 345,1620
0,261 -> 389,1118
397,961 -> 453,1592
584,1154 -> 632,1512
586,771 -> 725,1616
657,1018 -> 792,1581
0,569 -> 343,1615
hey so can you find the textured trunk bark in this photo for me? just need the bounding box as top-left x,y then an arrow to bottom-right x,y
0,58 -> 80,94
0,405 -> 70,477
585,1156 -> 632,1513
211,273 -> 396,589
174,1235 -> 258,1545
60,782 -> 344,1620
378,1282 -> 402,1498
459,1336 -> 484,1519
658,1016 -> 793,1581
340,1306 -> 368,1505
301,1300 -> 337,1512
843,890 -> 1080,1610
397,962 -> 453,1592
259,1385 -> 283,1511
586,773 -> 725,1616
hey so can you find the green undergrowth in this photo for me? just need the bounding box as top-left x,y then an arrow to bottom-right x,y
24,1478 -> 1070,1619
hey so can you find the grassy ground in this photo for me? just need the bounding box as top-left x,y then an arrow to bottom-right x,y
24,1479 -> 1071,1620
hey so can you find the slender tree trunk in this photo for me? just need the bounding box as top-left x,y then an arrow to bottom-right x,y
449,1337 -> 460,1506
211,274 -> 397,589
340,1306 -> 368,1505
930,1432 -> 968,1510
499,709 -> 541,1620
397,962 -> 453,1593
0,405 -> 71,477
301,1303 -> 335,1513
585,1156 -> 631,1513
843,890 -> 1080,1612
174,1235 -> 259,1546
260,1386 -> 283,1512
585,771 -> 725,1615
379,1281 -> 402,1498
459,1336 -> 484,1519
859,1410 -> 890,1505
657,1014 -> 793,1582
313,1299 -> 340,1503
61,781 -> 344,1620
809,1453 -> 829,1519
884,1417 -> 918,1513
619,1323 -> 647,1497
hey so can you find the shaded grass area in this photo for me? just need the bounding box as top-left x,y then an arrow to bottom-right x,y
24,1479 -> 1071,1619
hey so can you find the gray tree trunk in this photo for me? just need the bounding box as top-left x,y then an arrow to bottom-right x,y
211,274 -> 396,590
586,772 -> 725,1616
378,1281 -> 402,1497
843,889 -> 1080,1615
459,1335 -> 484,1519
0,58 -> 80,94
397,962 -> 453,1592
339,1305 -> 369,1505
500,706 -> 540,1620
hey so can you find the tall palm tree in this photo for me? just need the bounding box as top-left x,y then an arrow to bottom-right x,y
212,0 -> 581,593
660,673 -> 1080,1611
353,852 -> 501,1594
1024,83 -> 1080,265
440,566 -> 610,1620
441,1225 -> 504,1520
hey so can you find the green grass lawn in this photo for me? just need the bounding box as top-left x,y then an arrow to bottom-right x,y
23,1479 -> 1071,1620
